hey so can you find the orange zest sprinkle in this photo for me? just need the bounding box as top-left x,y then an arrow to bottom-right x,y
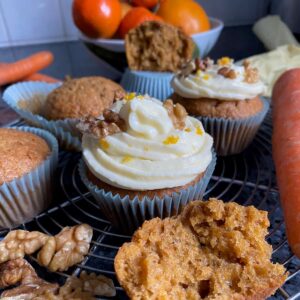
184,127 -> 192,132
121,155 -> 133,163
99,139 -> 109,150
163,135 -> 180,145
217,56 -> 232,66
196,126 -> 203,136
202,74 -> 211,80
124,92 -> 136,101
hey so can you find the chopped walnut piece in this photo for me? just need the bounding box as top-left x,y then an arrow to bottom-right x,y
77,110 -> 126,139
37,224 -> 93,272
195,57 -> 214,72
163,99 -> 187,130
0,230 -> 48,263
0,259 -> 58,299
218,67 -> 237,79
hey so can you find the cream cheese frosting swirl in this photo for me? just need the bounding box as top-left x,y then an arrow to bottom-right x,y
172,58 -> 266,101
82,96 -> 213,191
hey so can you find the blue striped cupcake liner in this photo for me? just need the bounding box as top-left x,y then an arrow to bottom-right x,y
79,150 -> 216,233
0,126 -> 58,228
120,69 -> 174,101
3,81 -> 81,151
196,97 -> 270,156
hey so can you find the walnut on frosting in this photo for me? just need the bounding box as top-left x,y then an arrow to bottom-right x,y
194,57 -> 214,72
218,67 -> 237,79
77,110 -> 126,139
163,99 -> 187,130
243,59 -> 259,83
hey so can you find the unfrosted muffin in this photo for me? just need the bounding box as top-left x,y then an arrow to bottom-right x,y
171,58 -> 270,155
0,128 -> 50,185
44,77 -> 125,120
79,94 -> 215,232
125,21 -> 194,72
0,127 -> 58,228
121,21 -> 195,100
115,198 -> 287,300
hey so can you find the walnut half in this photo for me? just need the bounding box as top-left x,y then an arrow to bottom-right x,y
0,258 -> 59,299
243,59 -> 259,83
163,99 -> 187,130
37,224 -> 93,272
0,230 -> 48,264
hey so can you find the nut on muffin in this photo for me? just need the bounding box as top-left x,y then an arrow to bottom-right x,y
44,77 -> 125,120
0,128 -> 50,185
125,21 -> 194,72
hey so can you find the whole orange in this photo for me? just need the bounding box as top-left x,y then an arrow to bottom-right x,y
72,0 -> 122,39
118,7 -> 162,38
157,0 -> 210,35
131,0 -> 159,8
120,2 -> 133,19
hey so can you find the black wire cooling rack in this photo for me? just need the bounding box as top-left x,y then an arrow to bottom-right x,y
1,114 -> 300,300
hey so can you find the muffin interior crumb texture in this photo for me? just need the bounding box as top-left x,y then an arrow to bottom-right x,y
125,21 -> 194,72
0,128 -> 50,185
115,198 -> 287,300
44,77 -> 124,120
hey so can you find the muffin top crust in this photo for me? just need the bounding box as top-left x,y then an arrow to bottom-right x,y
44,77 -> 125,120
0,128 -> 50,185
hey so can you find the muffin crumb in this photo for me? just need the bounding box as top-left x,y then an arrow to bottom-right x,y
115,198 -> 287,300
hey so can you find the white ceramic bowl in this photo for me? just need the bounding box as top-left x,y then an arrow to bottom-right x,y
79,17 -> 224,57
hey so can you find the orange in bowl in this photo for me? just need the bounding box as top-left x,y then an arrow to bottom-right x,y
118,7 -> 163,39
157,0 -> 210,35
72,0 -> 122,38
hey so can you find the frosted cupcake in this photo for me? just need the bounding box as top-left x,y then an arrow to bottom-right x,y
171,57 -> 269,155
79,94 -> 215,232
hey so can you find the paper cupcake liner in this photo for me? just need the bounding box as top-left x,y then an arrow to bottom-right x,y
196,97 -> 270,156
79,151 -> 216,233
0,126 -> 58,228
3,81 -> 82,151
120,69 -> 174,101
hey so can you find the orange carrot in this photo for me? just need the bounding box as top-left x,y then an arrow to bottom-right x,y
0,61 -> 59,83
0,51 -> 54,86
22,73 -> 60,83
272,68 -> 300,258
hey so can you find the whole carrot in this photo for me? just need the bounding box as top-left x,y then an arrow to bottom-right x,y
272,68 -> 300,258
0,51 -> 54,86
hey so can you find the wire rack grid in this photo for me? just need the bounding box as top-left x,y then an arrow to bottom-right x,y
1,114 -> 300,300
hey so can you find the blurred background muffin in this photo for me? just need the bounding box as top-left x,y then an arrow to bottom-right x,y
171,57 -> 269,156
44,76 -> 125,120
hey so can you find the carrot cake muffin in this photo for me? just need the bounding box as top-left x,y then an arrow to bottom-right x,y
0,128 -> 50,184
171,58 -> 269,155
115,198 -> 287,300
125,21 -> 194,72
0,127 -> 58,227
79,94 -> 215,232
171,57 -> 265,118
44,77 -> 125,120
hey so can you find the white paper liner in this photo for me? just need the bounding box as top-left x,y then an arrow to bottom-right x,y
3,81 -> 81,151
120,69 -> 174,101
79,151 -> 216,233
0,126 -> 58,228
196,97 -> 270,156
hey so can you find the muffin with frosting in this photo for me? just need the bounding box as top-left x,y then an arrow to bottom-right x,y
171,57 -> 270,155
78,94 -> 215,232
